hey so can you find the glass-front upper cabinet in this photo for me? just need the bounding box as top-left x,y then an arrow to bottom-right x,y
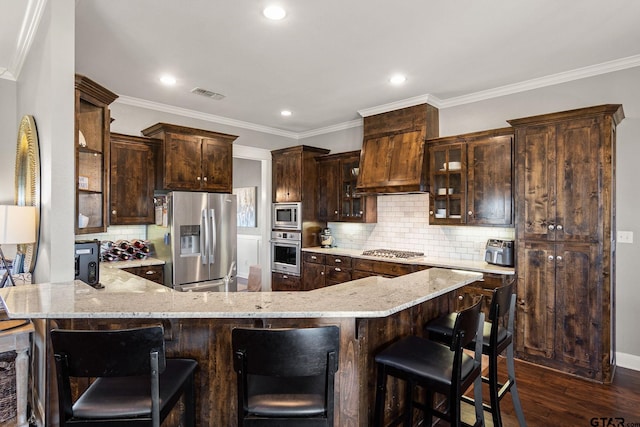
340,156 -> 362,220
429,142 -> 466,224
75,74 -> 118,234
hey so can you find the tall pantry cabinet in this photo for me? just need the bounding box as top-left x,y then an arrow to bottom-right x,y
508,104 -> 624,383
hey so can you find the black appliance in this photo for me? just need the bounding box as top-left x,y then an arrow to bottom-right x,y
484,239 -> 514,267
74,240 -> 102,288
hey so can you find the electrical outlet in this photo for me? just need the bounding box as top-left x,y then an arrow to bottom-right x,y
617,231 -> 634,244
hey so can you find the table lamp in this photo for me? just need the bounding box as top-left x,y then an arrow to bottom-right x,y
0,205 -> 36,287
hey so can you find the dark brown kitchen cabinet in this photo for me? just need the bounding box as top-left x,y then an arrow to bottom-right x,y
317,151 -> 376,223
272,145 -> 329,203
352,258 -> 420,278
141,123 -> 238,192
357,104 -> 439,194
428,128 -> 513,226
109,133 -> 160,225
75,74 -> 118,234
122,265 -> 164,285
302,252 -> 352,290
508,104 -> 624,383
271,272 -> 302,291
302,253 -> 326,290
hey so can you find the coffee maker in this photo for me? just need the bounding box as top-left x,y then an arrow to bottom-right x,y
74,240 -> 102,288
320,228 -> 334,248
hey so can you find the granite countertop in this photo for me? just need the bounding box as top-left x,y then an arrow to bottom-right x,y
302,247 -> 515,275
101,257 -> 165,269
0,267 -> 481,320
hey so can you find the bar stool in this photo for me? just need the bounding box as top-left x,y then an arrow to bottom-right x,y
232,326 -> 340,426
374,299 -> 485,427
425,283 -> 527,427
51,325 -> 198,427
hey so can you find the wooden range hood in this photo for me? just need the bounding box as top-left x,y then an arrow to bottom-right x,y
356,103 -> 439,194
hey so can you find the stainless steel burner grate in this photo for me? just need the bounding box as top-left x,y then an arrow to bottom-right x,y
361,249 -> 425,259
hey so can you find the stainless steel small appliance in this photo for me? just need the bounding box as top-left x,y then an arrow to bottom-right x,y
270,230 -> 301,276
74,240 -> 102,288
272,202 -> 302,230
484,239 -> 514,267
320,227 -> 334,248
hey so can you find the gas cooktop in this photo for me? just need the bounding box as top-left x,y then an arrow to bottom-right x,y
361,249 -> 425,259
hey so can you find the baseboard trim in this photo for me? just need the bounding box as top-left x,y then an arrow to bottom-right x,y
616,352 -> 640,372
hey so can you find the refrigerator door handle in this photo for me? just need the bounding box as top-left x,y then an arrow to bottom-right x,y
209,208 -> 217,264
201,208 -> 209,265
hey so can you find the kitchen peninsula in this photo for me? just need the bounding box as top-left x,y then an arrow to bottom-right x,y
1,266 -> 481,426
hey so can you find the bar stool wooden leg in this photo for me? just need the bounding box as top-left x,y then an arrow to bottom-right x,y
374,364 -> 387,426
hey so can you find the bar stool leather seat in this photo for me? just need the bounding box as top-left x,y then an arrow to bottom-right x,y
374,299 -> 485,427
51,325 -> 197,427
232,326 -> 340,426
425,282 -> 527,427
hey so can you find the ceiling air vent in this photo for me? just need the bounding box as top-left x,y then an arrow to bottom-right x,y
191,87 -> 226,100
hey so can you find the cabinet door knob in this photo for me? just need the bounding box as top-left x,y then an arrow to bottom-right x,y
468,211 -> 473,216
548,255 -> 555,261
196,176 -> 201,181
429,211 -> 434,215
556,256 -> 563,261
548,224 -> 555,230
458,295 -> 464,300
557,224 -> 563,230
359,211 -> 363,215
203,176 -> 208,182
334,210 -> 338,214
112,210 -> 117,215
320,271 -> 324,275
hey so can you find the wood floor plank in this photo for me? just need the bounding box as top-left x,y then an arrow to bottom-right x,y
459,358 -> 640,426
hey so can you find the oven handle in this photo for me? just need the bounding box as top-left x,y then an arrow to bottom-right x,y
269,240 -> 301,246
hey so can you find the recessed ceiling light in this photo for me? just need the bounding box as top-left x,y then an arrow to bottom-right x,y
281,110 -> 292,117
390,74 -> 407,85
263,5 -> 286,20
160,74 -> 177,85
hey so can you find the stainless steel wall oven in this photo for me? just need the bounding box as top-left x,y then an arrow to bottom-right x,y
270,231 -> 301,276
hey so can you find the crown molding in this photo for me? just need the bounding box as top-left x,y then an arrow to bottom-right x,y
357,94 -> 443,117
436,54 -> 640,108
297,118 -> 363,139
115,95 -> 300,139
3,0 -> 47,81
117,55 -> 640,140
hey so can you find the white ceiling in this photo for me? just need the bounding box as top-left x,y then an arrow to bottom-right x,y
3,0 -> 640,138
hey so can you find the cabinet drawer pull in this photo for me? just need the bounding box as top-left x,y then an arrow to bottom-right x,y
334,267 -> 341,272
145,270 -> 155,275
283,275 -> 288,279
311,255 -> 317,260
335,259 -> 342,263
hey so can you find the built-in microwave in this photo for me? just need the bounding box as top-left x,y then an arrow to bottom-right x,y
272,202 -> 302,230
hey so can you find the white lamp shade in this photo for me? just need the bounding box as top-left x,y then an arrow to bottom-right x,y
0,205 -> 36,244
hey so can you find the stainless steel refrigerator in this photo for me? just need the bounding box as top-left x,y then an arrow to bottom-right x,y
147,191 -> 237,292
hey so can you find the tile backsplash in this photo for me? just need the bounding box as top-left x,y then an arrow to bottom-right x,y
329,194 -> 515,262
76,225 -> 147,243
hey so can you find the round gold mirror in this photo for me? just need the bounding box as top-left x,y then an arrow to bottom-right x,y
15,115 -> 41,273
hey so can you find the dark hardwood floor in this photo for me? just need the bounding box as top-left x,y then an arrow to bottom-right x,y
459,358 -> 640,427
